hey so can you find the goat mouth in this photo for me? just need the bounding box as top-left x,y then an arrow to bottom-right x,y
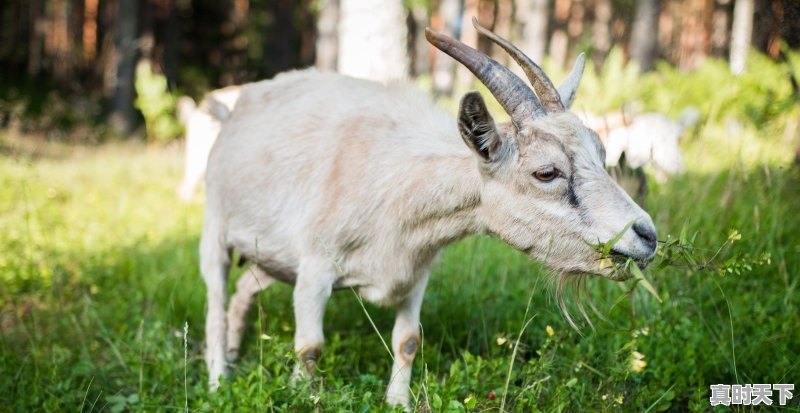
609,249 -> 652,267
602,249 -> 652,281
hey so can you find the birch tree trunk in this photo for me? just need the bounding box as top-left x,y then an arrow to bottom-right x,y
454,0 -> 479,94
338,0 -> 409,81
431,0 -> 460,96
730,0 -> 753,74
629,0 -> 659,72
315,0 -> 338,71
515,0 -> 549,65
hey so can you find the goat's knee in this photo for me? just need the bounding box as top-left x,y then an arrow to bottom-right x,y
386,332 -> 419,410
386,276 -> 427,411
400,336 -> 419,361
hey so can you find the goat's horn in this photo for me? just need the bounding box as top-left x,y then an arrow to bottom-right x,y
425,27 -> 544,120
471,17 -> 564,112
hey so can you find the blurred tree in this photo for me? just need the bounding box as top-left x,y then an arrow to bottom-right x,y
678,0 -> 713,70
550,0 -> 570,67
50,0 -> 73,86
315,0 -> 339,71
408,0 -> 431,77
270,0 -> 296,75
111,0 -> 138,134
591,0 -> 612,68
431,0 -> 461,96
489,0 -> 513,65
711,0 -> 732,57
455,0 -> 479,92
82,0 -> 99,63
28,0 -> 44,75
730,0 -> 754,74
630,0 -> 659,72
515,0 -> 550,64
338,0 -> 409,81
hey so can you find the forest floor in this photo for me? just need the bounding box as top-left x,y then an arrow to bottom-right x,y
0,130 -> 798,412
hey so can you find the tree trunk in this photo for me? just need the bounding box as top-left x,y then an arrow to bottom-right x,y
28,0 -> 43,75
315,0 -> 339,71
730,0 -> 753,74
711,0 -> 732,57
591,0 -> 612,68
454,0 -> 479,94
83,0 -> 99,63
431,0 -> 460,96
264,0 -> 295,78
338,0 -> 409,81
111,0 -> 138,135
223,0 -> 248,83
515,0 -> 549,65
629,0 -> 659,72
549,0 -> 571,68
163,0 -> 179,88
680,0 -> 714,70
489,0 -> 513,65
409,4 -> 430,77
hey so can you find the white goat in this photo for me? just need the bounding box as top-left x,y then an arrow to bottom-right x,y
176,86 -> 241,201
200,19 -> 658,410
582,109 -> 699,182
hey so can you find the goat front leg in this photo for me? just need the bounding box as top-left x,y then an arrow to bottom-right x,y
200,226 -> 231,391
292,259 -> 334,380
386,275 -> 429,411
226,265 -> 277,361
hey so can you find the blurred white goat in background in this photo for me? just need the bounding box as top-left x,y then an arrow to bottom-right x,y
581,108 -> 700,182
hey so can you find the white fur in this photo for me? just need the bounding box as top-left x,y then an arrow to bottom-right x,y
581,109 -> 698,182
177,86 -> 242,201
199,69 -> 658,409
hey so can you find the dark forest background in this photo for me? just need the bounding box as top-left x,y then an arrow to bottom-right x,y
1,0 -> 799,140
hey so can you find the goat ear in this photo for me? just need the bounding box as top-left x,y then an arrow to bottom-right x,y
458,92 -> 502,162
557,53 -> 586,109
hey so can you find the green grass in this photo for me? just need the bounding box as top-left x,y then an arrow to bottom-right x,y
0,123 -> 798,412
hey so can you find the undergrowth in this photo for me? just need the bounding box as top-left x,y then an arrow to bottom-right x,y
1,48 -> 799,411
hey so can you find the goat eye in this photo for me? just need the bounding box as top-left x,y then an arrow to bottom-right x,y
533,168 -> 558,182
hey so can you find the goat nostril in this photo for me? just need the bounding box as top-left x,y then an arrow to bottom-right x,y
633,222 -> 657,246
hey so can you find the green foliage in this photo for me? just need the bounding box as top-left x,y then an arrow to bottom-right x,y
0,81 -> 107,142
1,51 -> 799,411
577,47 -> 800,131
134,60 -> 184,143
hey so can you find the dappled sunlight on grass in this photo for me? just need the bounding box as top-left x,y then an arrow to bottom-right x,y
0,130 -> 798,411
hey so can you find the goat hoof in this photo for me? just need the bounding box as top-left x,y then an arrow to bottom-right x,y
386,390 -> 414,412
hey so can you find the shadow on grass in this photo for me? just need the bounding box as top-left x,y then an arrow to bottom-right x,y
1,163 -> 798,411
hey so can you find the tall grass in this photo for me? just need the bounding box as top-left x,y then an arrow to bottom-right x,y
1,51 -> 798,411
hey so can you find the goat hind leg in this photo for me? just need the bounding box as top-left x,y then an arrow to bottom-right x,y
226,265 -> 276,361
200,225 -> 231,391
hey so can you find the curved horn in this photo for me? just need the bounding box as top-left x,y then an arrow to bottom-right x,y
471,17 -> 564,112
425,27 -> 544,120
